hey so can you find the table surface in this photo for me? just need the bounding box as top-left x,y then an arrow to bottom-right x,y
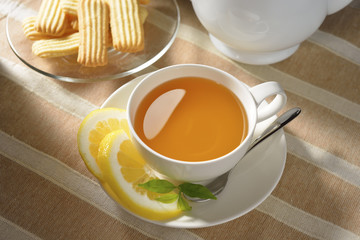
1,0 -> 360,239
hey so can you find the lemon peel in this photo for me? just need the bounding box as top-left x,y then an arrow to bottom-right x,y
77,108 -> 128,180
97,129 -> 181,220
78,108 -> 182,220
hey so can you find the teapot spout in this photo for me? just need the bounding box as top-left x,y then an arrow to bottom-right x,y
328,0 -> 352,14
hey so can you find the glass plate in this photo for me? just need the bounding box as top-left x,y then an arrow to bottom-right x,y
6,0 -> 179,83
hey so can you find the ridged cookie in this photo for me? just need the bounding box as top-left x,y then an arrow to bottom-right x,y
23,16 -> 76,40
77,0 -> 110,67
32,32 -> 80,58
35,0 -> 68,36
60,0 -> 79,16
108,0 -> 144,53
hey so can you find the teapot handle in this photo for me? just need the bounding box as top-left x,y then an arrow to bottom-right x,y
328,0 -> 352,14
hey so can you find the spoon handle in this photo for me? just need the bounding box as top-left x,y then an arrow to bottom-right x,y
247,107 -> 301,152
193,107 -> 301,202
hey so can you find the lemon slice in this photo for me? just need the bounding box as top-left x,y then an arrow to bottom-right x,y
98,129 -> 182,220
77,108 -> 128,180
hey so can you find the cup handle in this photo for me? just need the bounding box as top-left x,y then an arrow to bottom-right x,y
249,81 -> 287,122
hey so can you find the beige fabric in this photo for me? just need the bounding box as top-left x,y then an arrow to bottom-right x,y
1,0 -> 359,239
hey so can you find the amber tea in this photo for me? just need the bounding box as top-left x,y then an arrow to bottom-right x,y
134,77 -> 248,162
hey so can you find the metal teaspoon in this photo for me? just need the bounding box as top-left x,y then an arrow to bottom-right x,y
187,107 -> 301,202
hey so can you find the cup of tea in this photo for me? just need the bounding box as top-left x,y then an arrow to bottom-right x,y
127,64 -> 287,183
191,0 -> 352,65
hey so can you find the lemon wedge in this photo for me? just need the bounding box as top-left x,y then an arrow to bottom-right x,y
77,108 -> 128,180
97,129 -> 182,220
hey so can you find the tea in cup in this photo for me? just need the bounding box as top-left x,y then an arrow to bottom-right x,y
127,64 -> 287,182
133,76 -> 248,162
191,0 -> 352,65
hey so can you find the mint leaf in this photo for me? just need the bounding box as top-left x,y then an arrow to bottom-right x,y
139,180 -> 217,212
138,179 -> 176,193
156,193 -> 179,203
177,195 -> 192,211
179,182 -> 217,200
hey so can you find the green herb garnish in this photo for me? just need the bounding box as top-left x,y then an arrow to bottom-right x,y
139,179 -> 217,211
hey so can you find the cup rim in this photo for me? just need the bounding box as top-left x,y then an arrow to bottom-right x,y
127,64 -> 257,165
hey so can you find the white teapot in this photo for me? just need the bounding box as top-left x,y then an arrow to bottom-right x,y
191,0 -> 352,64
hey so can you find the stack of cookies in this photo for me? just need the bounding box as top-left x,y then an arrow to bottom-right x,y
23,0 -> 149,67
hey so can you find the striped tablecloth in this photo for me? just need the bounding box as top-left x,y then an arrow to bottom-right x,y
1,0 -> 359,239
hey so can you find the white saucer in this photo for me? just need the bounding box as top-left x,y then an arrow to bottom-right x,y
101,75 -> 287,228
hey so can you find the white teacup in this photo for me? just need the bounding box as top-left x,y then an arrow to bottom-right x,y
191,0 -> 352,65
127,64 -> 287,183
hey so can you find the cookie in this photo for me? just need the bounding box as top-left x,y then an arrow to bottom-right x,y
23,16 -> 76,40
77,0 -> 110,67
35,0 -> 68,36
32,32 -> 80,58
108,0 -> 144,53
60,0 -> 79,16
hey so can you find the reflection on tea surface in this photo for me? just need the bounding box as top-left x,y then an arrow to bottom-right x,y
143,89 -> 186,140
